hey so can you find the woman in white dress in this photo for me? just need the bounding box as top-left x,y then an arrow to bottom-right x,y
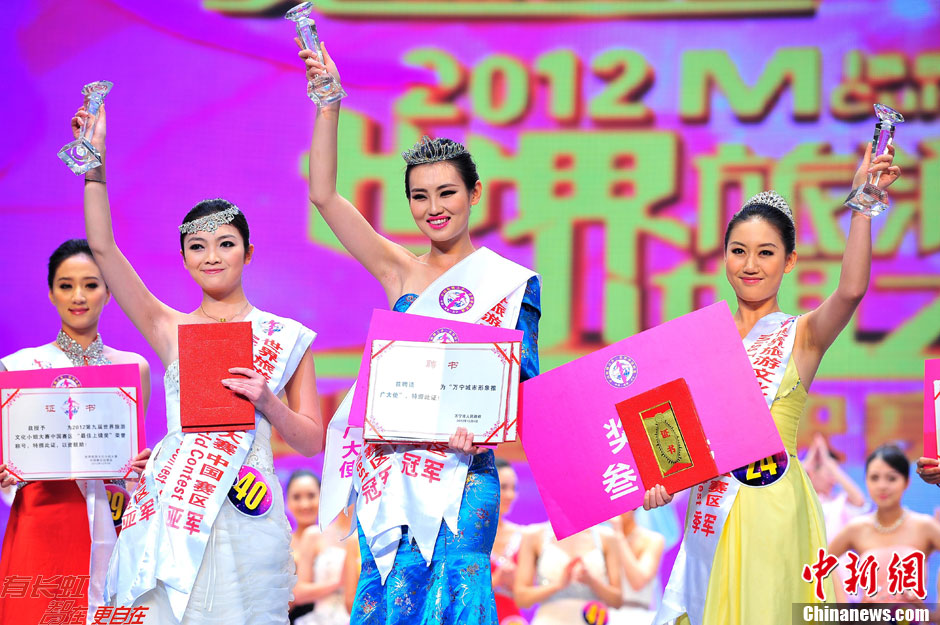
288,469 -> 322,623
73,104 -> 325,625
608,511 -> 664,625
293,473 -> 352,625
514,524 -> 624,625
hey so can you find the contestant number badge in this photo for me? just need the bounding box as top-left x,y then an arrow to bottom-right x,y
106,483 -> 129,528
227,466 -> 273,517
640,402 -> 693,477
731,451 -> 789,487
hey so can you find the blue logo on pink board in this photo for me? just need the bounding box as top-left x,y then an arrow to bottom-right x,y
439,286 -> 474,314
604,355 -> 637,388
429,328 -> 459,343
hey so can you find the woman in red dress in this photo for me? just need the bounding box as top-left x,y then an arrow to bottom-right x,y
0,239 -> 151,625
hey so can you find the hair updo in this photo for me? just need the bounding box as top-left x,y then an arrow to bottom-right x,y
48,239 -> 98,289
723,203 -> 796,256
404,140 -> 480,197
865,444 -> 910,481
179,198 -> 250,252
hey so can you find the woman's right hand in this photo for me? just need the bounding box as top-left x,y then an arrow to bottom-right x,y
70,103 -> 107,156
643,484 -> 673,510
917,457 -> 940,486
0,463 -> 20,488
297,41 -> 341,93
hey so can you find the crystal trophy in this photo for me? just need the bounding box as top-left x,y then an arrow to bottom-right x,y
285,2 -> 347,106
844,103 -> 904,217
57,81 -> 113,175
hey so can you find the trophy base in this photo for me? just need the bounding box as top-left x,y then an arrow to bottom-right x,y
844,183 -> 888,217
58,138 -> 102,175
307,76 -> 347,106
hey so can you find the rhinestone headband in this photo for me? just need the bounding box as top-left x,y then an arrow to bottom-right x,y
179,205 -> 241,235
739,191 -> 794,224
401,136 -> 469,166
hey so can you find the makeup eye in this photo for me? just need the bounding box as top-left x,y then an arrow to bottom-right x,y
731,248 -> 744,255
411,194 -> 426,201
441,190 -> 456,197
221,241 -> 235,248
760,250 -> 774,256
188,243 -> 204,251
58,284 -> 72,290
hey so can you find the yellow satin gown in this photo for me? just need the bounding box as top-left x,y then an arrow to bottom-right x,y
678,358 -> 833,625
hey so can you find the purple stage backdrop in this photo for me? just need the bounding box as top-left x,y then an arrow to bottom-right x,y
2,0 -> 939,607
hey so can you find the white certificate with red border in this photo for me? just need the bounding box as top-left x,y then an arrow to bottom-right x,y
1,387 -> 139,480
364,340 -> 520,444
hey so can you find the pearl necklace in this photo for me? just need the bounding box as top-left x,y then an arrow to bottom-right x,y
873,510 -> 906,534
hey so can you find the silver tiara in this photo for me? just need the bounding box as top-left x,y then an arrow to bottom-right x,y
401,136 -> 468,166
179,205 -> 241,235
740,191 -> 794,224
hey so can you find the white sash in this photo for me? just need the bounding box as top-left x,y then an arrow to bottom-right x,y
105,309 -> 314,620
319,247 -> 536,583
654,312 -> 797,625
1,344 -> 121,625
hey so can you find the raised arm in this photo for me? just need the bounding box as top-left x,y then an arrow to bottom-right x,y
513,530 -> 573,608
796,143 -> 900,385
302,44 -> 412,299
618,530 -> 665,591
292,528 -> 343,604
76,107 -> 180,364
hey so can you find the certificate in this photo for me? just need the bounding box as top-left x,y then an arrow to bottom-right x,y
364,340 -> 520,444
520,302 -> 785,539
0,364 -> 144,481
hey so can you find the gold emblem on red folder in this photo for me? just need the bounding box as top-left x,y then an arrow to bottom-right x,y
641,401 -> 693,477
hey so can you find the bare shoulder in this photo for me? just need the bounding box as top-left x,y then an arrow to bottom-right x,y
104,347 -> 150,370
908,510 -> 940,531
635,525 -> 665,550
301,524 -> 323,541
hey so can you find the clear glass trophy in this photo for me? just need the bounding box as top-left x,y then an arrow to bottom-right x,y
285,2 -> 347,106
57,81 -> 113,175
843,103 -> 904,217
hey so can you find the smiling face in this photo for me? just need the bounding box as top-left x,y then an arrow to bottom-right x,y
407,161 -> 481,243
724,217 -> 797,304
866,457 -> 908,510
286,475 -> 320,528
181,224 -> 253,297
48,254 -> 110,334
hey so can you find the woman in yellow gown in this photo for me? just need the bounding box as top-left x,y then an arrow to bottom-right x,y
647,142 -> 901,625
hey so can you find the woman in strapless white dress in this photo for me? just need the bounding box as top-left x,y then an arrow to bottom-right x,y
75,104 -> 325,625
515,523 -> 624,625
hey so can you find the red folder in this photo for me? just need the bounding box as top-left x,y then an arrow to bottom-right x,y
178,322 -> 254,432
616,378 -> 716,494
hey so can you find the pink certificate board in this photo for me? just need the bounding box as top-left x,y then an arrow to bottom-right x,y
0,364 -> 145,479
520,302 -> 784,539
349,309 -> 522,428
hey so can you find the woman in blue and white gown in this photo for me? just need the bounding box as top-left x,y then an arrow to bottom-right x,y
72,104 -> 325,624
